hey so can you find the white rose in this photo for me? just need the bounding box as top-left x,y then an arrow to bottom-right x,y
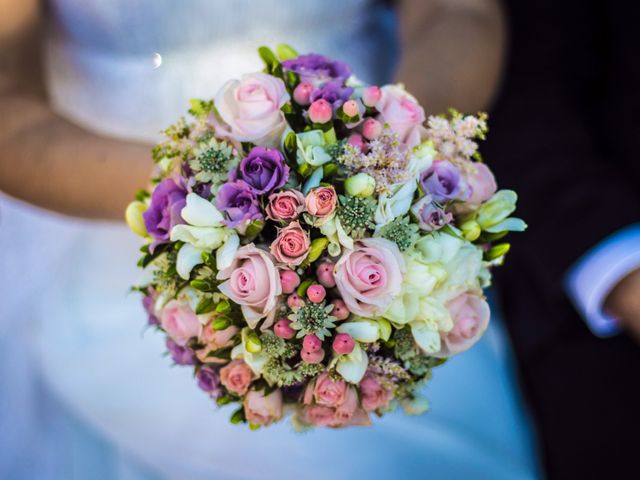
214,72 -> 290,146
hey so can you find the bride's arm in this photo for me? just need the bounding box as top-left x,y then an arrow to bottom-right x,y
396,0 -> 506,114
0,0 -> 152,219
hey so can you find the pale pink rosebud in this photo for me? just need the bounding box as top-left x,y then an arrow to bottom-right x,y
347,133 -> 365,151
287,293 -> 305,310
332,333 -> 355,355
274,319 -> 296,339
303,334 -> 322,352
308,99 -> 333,124
280,269 -> 301,295
316,261 -> 336,288
330,299 -> 350,321
342,99 -> 359,118
293,81 -> 314,106
362,118 -> 382,140
301,347 -> 325,364
306,284 -> 326,303
362,86 -> 382,107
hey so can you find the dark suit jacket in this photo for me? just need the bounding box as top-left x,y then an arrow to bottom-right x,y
482,1 -> 640,478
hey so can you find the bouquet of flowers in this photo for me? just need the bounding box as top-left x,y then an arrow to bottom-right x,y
125,45 -> 525,429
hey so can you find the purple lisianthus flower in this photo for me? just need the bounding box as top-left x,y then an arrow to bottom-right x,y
234,147 -> 289,195
310,80 -> 353,109
282,53 -> 351,85
196,366 -> 222,398
166,338 -> 195,366
216,180 -> 263,228
413,197 -> 453,232
419,161 -> 469,203
143,178 -> 187,243
142,289 -> 159,326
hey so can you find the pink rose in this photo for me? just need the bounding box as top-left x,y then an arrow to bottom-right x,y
217,244 -> 282,329
196,324 -> 239,363
300,392 -> 371,428
219,359 -> 254,395
305,186 -> 337,219
360,373 -> 393,412
302,405 -> 337,427
266,190 -> 305,222
214,72 -> 290,146
465,162 -> 497,205
434,292 -> 490,358
270,221 -> 310,266
376,85 -> 426,148
312,372 -> 347,407
160,300 -> 201,347
244,389 -> 283,426
334,237 -> 405,318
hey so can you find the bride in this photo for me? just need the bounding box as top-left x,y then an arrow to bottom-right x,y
0,0 -> 538,478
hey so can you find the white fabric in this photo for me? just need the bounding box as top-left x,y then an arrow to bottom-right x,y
0,1 -> 539,478
565,224 -> 640,337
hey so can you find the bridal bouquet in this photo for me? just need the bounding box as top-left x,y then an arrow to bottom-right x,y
126,45 -> 525,429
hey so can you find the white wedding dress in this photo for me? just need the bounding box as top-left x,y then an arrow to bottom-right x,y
0,1 -> 539,479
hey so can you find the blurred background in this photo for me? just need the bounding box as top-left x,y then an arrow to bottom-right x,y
1,1 -> 638,479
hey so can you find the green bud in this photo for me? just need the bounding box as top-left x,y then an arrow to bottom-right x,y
377,318 -> 392,342
212,315 -> 232,331
215,299 -> 231,314
344,173 -> 376,198
485,243 -> 511,261
244,219 -> 265,238
297,278 -> 314,298
246,332 -> 262,353
307,237 -> 329,263
460,219 -> 481,242
298,162 -> 313,177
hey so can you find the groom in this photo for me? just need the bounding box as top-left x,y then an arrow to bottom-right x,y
484,1 -> 640,478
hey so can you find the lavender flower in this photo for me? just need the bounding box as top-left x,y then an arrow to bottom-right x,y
412,197 -> 453,231
234,147 -> 289,195
166,338 -> 195,366
196,366 -> 222,398
215,181 -> 263,228
282,53 -> 351,85
419,161 -> 469,203
310,80 -> 353,109
142,289 -> 159,326
143,178 -> 187,243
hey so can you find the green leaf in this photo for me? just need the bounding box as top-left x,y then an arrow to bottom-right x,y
284,131 -> 297,163
216,395 -> 234,406
196,297 -> 216,315
135,189 -> 150,202
230,407 -> 246,424
276,43 -> 298,61
188,98 -> 214,118
258,46 -> 278,70
207,346 -> 232,360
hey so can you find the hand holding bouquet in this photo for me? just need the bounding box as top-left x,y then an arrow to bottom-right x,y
126,45 -> 525,429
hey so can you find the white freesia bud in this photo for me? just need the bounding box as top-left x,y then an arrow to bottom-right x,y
344,173 -> 376,198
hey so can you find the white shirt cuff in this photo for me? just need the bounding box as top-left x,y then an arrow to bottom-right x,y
565,224 -> 640,337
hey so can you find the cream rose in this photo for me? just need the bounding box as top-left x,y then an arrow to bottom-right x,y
214,72 -> 290,146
